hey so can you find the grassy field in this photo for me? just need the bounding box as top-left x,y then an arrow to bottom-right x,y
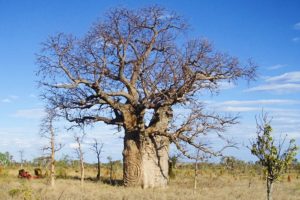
0,165 -> 300,200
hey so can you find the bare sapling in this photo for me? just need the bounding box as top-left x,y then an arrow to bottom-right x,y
40,107 -> 63,187
90,138 -> 104,181
74,132 -> 86,186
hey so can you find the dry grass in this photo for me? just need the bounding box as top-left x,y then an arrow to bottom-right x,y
0,166 -> 299,200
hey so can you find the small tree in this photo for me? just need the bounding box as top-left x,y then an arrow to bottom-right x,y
90,138 -> 104,181
193,148 -> 201,191
18,150 -> 24,169
40,108 -> 63,187
0,151 -> 12,174
74,132 -> 86,186
107,156 -> 113,185
250,113 -> 298,200
193,149 -> 211,191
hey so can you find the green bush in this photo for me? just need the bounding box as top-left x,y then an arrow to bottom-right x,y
56,167 -> 68,179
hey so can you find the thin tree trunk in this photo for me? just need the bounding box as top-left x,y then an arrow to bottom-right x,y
80,157 -> 84,186
194,148 -> 200,191
96,158 -> 101,181
194,159 -> 198,190
76,137 -> 85,186
267,178 -> 273,200
50,132 -> 55,187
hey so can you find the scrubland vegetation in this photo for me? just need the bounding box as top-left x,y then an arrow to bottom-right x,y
1,157 -> 300,200
0,5 -> 298,200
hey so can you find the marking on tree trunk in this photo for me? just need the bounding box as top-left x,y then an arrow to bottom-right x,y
124,160 -> 141,185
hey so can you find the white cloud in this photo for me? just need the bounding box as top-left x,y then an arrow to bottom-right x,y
219,106 -> 260,112
294,22 -> 300,30
1,95 -> 19,103
245,83 -> 300,93
266,71 -> 300,83
267,64 -> 286,70
1,98 -> 11,103
271,109 -> 300,118
217,81 -> 236,90
272,117 -> 300,125
158,14 -> 173,20
246,71 -> 300,93
10,95 -> 19,100
12,108 -> 45,119
69,143 -> 79,149
220,99 -> 300,106
207,100 -> 300,114
292,37 -> 300,42
29,94 -> 37,98
285,132 -> 300,139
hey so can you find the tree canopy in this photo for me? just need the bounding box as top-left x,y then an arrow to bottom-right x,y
37,6 -> 256,159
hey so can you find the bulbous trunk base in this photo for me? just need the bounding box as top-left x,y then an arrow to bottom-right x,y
123,133 -> 169,188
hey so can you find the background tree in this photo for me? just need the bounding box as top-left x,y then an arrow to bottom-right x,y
74,132 -> 86,186
18,150 -> 24,169
193,148 -> 201,191
107,156 -> 113,185
37,6 -> 256,188
40,108 -> 63,187
0,152 -> 12,167
250,113 -> 298,200
90,138 -> 104,181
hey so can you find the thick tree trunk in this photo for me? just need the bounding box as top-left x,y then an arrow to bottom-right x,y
123,132 -> 169,188
141,135 -> 169,188
123,131 -> 142,187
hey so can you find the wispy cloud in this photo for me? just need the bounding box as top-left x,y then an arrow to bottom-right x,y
29,94 -> 37,98
219,106 -> 260,112
266,64 -> 286,70
245,83 -> 300,93
266,71 -> 300,83
292,37 -> 300,43
245,71 -> 300,93
1,95 -> 19,103
207,99 -> 300,113
220,99 -> 300,106
12,108 -> 45,119
10,95 -> 19,100
294,22 -> 300,30
69,143 -> 80,149
1,98 -> 11,103
217,81 -> 236,90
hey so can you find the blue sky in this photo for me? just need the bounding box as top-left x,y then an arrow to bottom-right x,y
0,0 -> 300,163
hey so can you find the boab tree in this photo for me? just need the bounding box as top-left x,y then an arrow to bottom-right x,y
37,6 -> 256,188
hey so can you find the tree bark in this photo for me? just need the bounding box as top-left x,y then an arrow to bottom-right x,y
266,178 -> 273,200
50,134 -> 55,187
123,131 -> 142,187
96,158 -> 101,181
141,135 -> 169,188
123,132 -> 169,188
80,151 -> 85,186
194,158 -> 199,190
